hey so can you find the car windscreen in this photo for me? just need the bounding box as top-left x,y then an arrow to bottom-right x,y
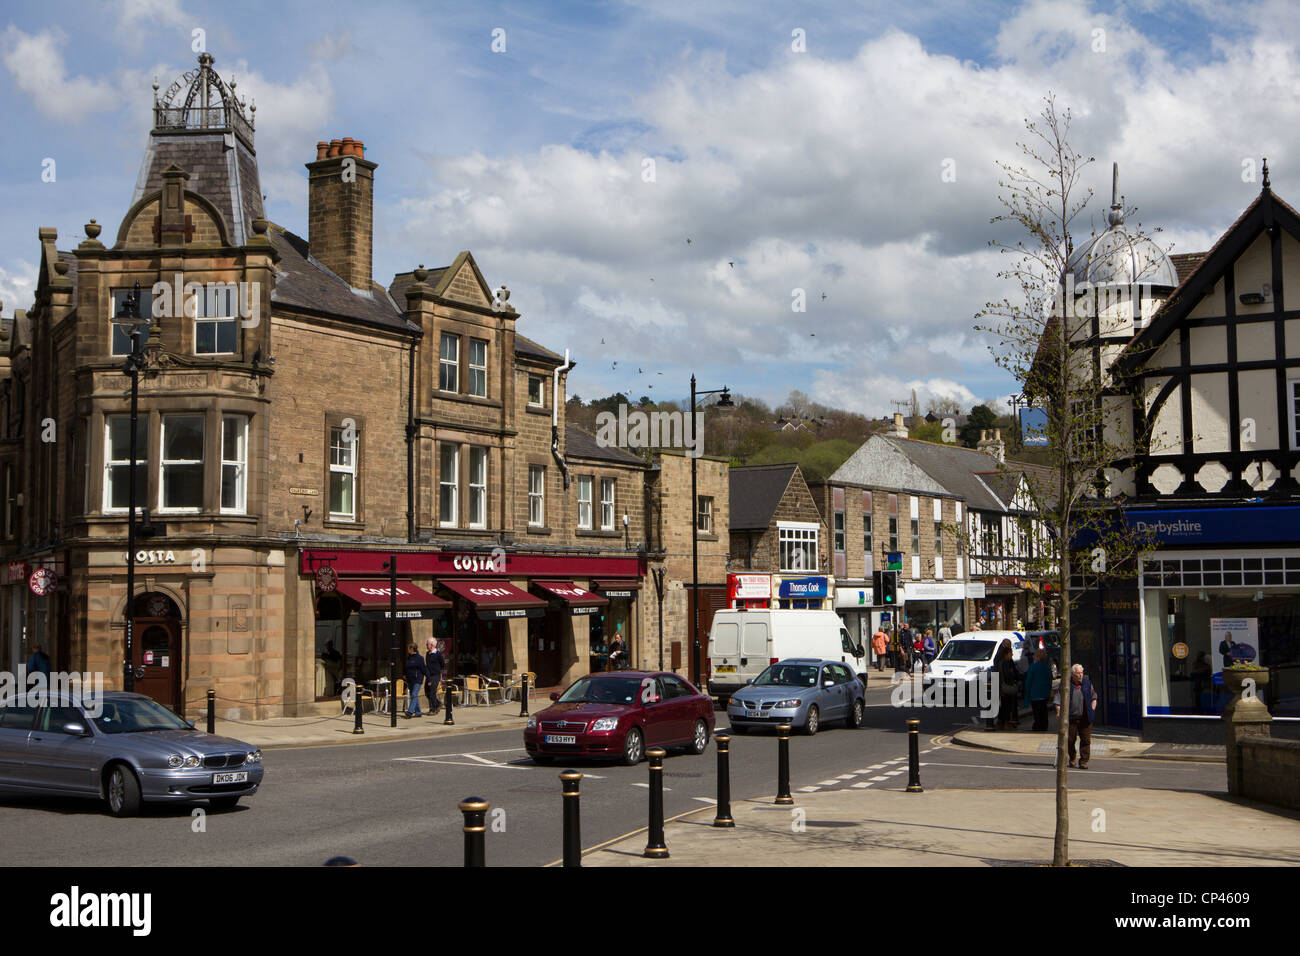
90,698 -> 191,734
936,640 -> 996,662
557,677 -> 644,705
752,664 -> 820,687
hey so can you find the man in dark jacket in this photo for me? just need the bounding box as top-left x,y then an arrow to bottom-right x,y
403,644 -> 430,718
1061,663 -> 1098,768
425,638 -> 446,713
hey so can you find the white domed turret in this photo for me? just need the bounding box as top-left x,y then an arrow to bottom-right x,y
1067,163 -> 1178,289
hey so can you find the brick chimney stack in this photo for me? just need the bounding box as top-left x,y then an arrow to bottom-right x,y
306,138 -> 376,290
888,412 -> 909,438
978,427 -> 1006,462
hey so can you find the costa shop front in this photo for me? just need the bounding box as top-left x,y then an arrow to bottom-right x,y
297,548 -> 645,698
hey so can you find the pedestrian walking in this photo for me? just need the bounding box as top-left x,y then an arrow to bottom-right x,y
1057,664 -> 1098,768
994,639 -> 1019,731
871,625 -> 889,672
938,620 -> 953,648
424,637 -> 445,714
897,624 -> 913,672
26,644 -> 50,677
1026,649 -> 1052,731
922,628 -> 936,671
403,644 -> 430,718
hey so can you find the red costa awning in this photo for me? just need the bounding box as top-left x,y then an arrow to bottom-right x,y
533,581 -> 608,615
440,580 -> 547,620
334,580 -> 450,622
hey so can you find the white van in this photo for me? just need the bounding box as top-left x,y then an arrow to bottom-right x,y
707,608 -> 867,702
926,630 -> 1025,688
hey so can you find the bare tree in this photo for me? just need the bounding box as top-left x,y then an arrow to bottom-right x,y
975,94 -> 1160,866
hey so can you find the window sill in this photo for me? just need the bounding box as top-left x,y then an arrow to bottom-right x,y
323,518 -> 364,529
525,526 -> 553,535
576,529 -> 621,539
434,392 -> 503,410
525,405 -> 552,416
695,532 -> 718,542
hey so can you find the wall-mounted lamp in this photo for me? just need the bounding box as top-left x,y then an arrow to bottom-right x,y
1198,590 -> 1209,602
1254,590 -> 1265,602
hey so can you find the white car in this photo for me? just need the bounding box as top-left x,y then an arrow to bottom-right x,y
926,630 -> 1024,688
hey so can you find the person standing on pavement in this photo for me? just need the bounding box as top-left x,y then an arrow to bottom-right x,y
26,644 -> 51,678
424,638 -> 445,714
897,623 -> 913,672
1026,649 -> 1052,731
938,620 -> 953,648
403,644 -> 430,718
871,625 -> 889,672
1058,663 -> 1098,768
922,628 -> 936,671
994,639 -> 1019,731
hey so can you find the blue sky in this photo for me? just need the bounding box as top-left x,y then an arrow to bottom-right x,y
2,0 -> 1295,415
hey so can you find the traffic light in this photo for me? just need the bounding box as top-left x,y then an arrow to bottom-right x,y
874,570 -> 898,606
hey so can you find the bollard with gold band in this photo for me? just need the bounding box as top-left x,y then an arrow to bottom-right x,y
713,733 -> 735,827
519,672 -> 530,718
458,796 -> 490,867
774,724 -> 794,805
561,770 -> 582,867
643,748 -> 669,858
206,689 -> 215,735
444,681 -> 455,725
906,719 -> 924,792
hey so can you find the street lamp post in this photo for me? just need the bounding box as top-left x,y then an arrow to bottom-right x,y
119,282 -> 147,693
383,556 -> 398,728
689,376 -> 733,685
651,566 -> 666,671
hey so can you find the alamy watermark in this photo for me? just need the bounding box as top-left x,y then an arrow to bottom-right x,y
1055,276 -> 1155,321
595,405 -> 703,457
1,667 -> 105,717
890,671 -> 999,718
150,273 -> 260,328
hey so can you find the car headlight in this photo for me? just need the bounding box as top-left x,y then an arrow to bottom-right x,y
590,717 -> 619,732
775,699 -> 802,709
168,754 -> 183,769
245,750 -> 262,765
526,716 -> 537,729
184,755 -> 201,768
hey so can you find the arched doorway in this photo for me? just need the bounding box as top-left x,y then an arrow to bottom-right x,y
131,592 -> 183,710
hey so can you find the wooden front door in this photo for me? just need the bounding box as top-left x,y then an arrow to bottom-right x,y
132,618 -> 181,711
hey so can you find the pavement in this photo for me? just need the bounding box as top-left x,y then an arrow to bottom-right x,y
580,785 -> 1300,867
207,698 -> 531,748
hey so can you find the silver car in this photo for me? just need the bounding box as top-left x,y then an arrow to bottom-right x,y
726,659 -> 864,735
0,692 -> 264,817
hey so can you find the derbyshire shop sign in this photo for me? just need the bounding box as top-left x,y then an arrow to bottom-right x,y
778,576 -> 829,599
1078,507 -> 1300,547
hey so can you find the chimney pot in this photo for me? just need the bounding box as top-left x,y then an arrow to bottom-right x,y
328,139 -> 342,158
316,141 -> 329,161
342,137 -> 356,155
353,139 -> 364,155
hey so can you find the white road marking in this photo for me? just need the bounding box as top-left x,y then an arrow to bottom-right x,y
631,783 -> 672,791
693,797 -> 717,804
817,779 -> 840,786
851,781 -> 872,789
866,764 -> 885,770
798,786 -> 820,792
869,775 -> 889,781
883,770 -> 904,776
852,768 -> 872,774
396,758 -> 529,770
836,774 -> 857,780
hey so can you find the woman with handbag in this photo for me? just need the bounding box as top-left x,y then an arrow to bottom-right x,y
994,639 -> 1019,731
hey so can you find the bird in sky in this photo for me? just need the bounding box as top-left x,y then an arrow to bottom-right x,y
686,238 -> 692,244
821,292 -> 827,301
638,368 -> 643,374
728,261 -> 734,268
601,337 -> 605,344
612,361 -> 618,369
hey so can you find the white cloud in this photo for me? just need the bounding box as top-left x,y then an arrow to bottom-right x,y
1,27 -> 119,123
0,261 -> 39,317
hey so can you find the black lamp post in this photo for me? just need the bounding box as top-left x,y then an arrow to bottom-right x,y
118,282 -> 146,693
689,376 -> 733,685
651,566 -> 666,671
383,556 -> 398,728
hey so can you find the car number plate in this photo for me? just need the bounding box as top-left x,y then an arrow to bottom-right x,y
745,711 -> 763,719
212,771 -> 248,785
715,665 -> 736,673
544,735 -> 576,745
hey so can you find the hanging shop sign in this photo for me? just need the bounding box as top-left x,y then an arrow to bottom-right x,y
29,568 -> 57,596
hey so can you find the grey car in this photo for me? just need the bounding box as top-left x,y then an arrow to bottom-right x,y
0,691 -> 263,817
726,659 -> 864,735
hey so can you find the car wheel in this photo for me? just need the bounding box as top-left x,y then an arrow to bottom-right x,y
106,764 -> 142,818
804,705 -> 820,736
210,795 -> 241,811
622,727 -> 644,765
688,719 -> 709,755
531,753 -> 552,765
846,699 -> 863,729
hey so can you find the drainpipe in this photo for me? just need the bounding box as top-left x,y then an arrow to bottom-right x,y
406,326 -> 422,542
551,349 -> 572,489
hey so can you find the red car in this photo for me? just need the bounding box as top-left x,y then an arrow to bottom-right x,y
524,671 -> 715,765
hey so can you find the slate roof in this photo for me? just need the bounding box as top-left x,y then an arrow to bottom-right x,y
565,424 -> 646,466
268,225 -> 411,332
730,463 -> 799,531
515,334 -> 565,365
132,131 -> 263,246
880,437 -> 1007,511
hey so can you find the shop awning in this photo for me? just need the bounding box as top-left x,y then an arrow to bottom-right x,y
592,579 -> 641,598
534,581 -> 609,615
334,580 -> 451,622
440,579 -> 547,620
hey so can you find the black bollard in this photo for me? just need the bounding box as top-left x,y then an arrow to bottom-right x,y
519,672 -> 530,718
459,797 -> 490,867
907,718 -> 924,792
206,689 -> 215,735
444,680 -> 455,725
774,724 -> 793,805
561,770 -> 582,867
713,733 -> 735,828
643,748 -> 669,859
352,681 -> 364,735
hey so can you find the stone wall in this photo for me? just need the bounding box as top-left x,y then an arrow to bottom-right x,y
1237,737 -> 1300,811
